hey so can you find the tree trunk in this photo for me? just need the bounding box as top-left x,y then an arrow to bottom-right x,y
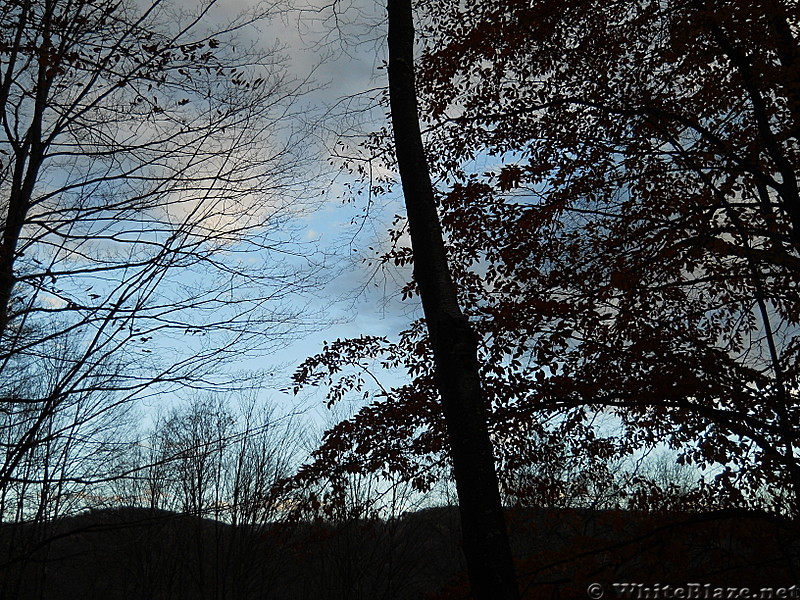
385,0 -> 520,598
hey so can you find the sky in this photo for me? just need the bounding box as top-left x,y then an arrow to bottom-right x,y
191,0 -> 419,426
4,0 -> 417,438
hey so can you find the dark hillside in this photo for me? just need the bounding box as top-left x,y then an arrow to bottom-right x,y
0,506 -> 796,599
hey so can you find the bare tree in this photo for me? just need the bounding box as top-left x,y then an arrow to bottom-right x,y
0,0 -> 322,532
103,392 -> 306,600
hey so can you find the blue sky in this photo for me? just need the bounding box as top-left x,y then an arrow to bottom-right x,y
188,0 -> 419,428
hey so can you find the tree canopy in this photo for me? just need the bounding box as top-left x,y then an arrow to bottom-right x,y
294,0 -> 800,517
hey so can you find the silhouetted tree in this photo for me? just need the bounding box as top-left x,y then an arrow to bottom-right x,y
0,0 -> 321,588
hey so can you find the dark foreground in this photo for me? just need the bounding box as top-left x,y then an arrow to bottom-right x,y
0,506 -> 796,599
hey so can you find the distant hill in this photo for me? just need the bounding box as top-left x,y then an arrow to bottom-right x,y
0,506 -> 796,599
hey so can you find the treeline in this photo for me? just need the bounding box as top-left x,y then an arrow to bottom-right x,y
2,387 -> 794,598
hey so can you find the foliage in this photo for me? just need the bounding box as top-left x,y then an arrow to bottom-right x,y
294,0 -> 800,515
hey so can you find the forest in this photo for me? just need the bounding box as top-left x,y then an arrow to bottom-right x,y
0,0 -> 798,598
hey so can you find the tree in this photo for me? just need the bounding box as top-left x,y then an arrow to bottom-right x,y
118,393 -> 302,600
0,0 -> 320,534
384,0 -> 519,597
293,0 -> 800,575
412,0 -> 800,513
